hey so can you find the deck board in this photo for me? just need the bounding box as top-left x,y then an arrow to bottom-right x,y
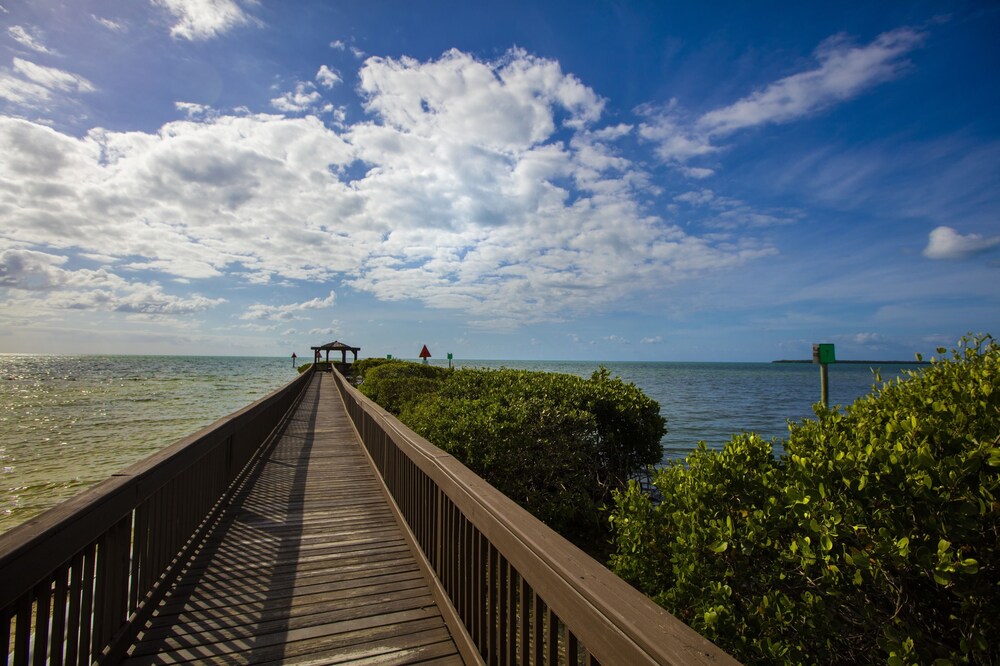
124,372 -> 465,665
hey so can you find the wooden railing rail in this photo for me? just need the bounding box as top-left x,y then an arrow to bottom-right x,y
333,371 -> 739,666
0,370 -> 312,666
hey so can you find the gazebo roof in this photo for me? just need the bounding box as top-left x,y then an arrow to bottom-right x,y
310,340 -> 360,352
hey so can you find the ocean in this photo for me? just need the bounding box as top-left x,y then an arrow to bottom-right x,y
0,354 -> 922,533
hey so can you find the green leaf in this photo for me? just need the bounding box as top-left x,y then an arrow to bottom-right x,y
708,541 -> 729,553
960,558 -> 979,574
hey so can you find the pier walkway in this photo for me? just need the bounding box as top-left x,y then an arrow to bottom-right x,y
123,373 -> 463,664
2,364 -> 737,666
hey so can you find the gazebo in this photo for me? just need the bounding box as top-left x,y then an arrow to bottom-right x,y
311,341 -> 361,366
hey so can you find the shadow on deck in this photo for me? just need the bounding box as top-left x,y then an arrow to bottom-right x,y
124,373 -> 463,665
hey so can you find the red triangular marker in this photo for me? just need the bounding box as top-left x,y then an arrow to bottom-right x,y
419,345 -> 432,358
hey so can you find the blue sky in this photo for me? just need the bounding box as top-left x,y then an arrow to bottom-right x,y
1,1 -> 998,361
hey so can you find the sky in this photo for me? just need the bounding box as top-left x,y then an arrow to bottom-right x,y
1,1 -> 998,362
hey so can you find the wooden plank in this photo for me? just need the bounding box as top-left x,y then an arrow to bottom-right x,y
152,572 -> 431,618
123,372 -> 465,665
131,607 -> 447,660
138,591 -> 440,643
130,613 -> 454,665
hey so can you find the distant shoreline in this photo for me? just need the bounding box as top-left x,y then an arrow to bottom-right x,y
772,360 -> 931,365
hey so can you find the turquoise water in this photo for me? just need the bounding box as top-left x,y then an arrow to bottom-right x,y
0,355 -> 922,533
0,355 -> 299,533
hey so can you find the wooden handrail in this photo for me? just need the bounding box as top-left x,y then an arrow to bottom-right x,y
332,370 -> 740,665
0,370 -> 311,666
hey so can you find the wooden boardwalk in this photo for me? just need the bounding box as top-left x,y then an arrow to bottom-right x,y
123,372 -> 465,665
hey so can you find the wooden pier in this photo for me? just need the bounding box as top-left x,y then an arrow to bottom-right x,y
2,365 -> 737,666
123,373 -> 462,664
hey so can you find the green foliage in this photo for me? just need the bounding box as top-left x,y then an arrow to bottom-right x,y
609,335 -> 1000,664
352,357 -> 398,379
358,360 -> 451,414
398,367 -> 665,548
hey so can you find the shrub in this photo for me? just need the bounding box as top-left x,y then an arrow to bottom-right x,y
351,357 -> 398,381
358,360 -> 450,414
399,367 -> 665,549
609,335 -> 1000,664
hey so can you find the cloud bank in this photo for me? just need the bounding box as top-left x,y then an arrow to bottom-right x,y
1,48 -> 777,328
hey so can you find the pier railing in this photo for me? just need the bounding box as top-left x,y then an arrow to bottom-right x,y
333,370 -> 738,666
0,370 -> 311,666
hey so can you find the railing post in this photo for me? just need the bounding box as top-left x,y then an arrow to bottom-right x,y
435,488 -> 444,574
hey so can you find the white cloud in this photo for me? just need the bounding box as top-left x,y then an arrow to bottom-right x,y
850,332 -> 884,345
152,0 -> 256,40
641,26 -> 925,167
316,65 -> 342,89
0,73 -> 52,106
175,101 -> 214,118
637,102 -> 714,163
330,40 -> 346,50
0,248 -> 69,290
0,58 -> 94,109
591,123 -> 632,140
0,248 -> 224,314
241,291 -> 337,321
0,48 -> 780,329
699,28 -> 925,136
108,282 -> 225,314
8,25 -> 52,54
680,166 -> 714,179
270,82 -> 322,112
350,47 -> 366,59
308,325 -> 342,336
13,58 -> 95,94
674,189 -> 717,206
672,189 -> 799,229
640,336 -> 663,344
93,15 -> 126,31
923,225 -> 1000,260
358,48 -> 604,152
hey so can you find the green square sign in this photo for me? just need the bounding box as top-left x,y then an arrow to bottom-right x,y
813,343 -> 836,364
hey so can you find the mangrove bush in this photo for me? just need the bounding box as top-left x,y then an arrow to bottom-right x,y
609,335 -> 1000,664
360,363 -> 665,548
